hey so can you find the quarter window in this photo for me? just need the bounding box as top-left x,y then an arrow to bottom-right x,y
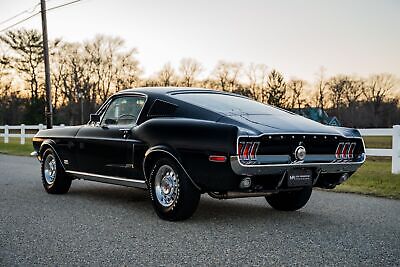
101,96 -> 145,126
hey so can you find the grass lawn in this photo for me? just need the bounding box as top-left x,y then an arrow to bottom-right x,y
334,158 -> 400,199
0,138 -> 34,156
363,136 -> 391,149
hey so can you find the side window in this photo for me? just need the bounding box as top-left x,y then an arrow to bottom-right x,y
101,96 -> 145,126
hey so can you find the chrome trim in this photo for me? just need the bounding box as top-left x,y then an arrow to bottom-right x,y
44,153 -> 57,185
132,143 -> 135,168
154,164 -> 178,207
98,93 -> 148,126
30,151 -> 38,157
66,170 -> 147,189
230,155 -> 365,176
143,148 -> 201,190
235,133 -> 366,167
74,137 -> 142,143
208,191 -> 275,199
237,132 -> 363,142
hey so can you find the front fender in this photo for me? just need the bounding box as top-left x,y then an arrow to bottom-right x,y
37,139 -> 66,171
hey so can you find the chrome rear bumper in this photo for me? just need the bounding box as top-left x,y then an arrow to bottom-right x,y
230,155 -> 365,176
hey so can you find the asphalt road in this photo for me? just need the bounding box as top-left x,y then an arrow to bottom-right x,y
0,154 -> 399,266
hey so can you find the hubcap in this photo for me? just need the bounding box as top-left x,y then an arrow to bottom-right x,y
44,154 -> 57,185
154,165 -> 178,207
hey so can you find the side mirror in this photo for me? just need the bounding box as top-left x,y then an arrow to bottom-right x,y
90,114 -> 101,123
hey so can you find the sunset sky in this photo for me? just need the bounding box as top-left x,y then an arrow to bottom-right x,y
1,0 -> 399,83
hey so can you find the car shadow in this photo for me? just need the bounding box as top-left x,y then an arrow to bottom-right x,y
67,182 -> 150,204
193,196 -> 321,224
65,182 -> 332,226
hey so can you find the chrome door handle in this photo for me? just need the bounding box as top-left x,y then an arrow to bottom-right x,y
119,128 -> 131,138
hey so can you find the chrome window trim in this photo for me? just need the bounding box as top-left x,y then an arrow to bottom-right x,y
89,92 -> 148,126
99,94 -> 148,127
146,98 -> 178,118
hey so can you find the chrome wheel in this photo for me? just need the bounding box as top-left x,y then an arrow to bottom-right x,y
44,154 -> 57,185
154,165 -> 179,207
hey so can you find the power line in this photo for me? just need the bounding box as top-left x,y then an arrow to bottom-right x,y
0,3 -> 40,27
47,0 -> 81,12
0,0 -> 82,33
0,11 -> 41,33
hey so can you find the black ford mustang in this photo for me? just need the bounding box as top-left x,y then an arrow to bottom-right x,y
33,87 -> 366,221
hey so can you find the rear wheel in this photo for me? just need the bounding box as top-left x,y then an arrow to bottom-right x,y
149,157 -> 200,221
41,148 -> 71,194
266,187 -> 312,211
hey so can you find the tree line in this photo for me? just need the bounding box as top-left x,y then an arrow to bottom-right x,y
0,28 -> 399,127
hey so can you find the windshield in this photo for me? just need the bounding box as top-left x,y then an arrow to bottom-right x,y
171,92 -> 288,116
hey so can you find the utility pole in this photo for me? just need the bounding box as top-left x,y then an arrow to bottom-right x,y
78,91 -> 84,124
40,0 -> 53,129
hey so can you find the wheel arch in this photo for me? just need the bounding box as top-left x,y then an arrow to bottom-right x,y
38,140 -> 66,171
143,145 -> 201,191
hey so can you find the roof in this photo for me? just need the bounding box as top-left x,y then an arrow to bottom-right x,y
119,87 -> 243,98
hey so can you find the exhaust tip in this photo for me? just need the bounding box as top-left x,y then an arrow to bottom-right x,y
239,177 -> 252,189
339,173 -> 349,183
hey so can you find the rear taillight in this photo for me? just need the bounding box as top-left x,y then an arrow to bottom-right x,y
335,142 -> 344,159
348,143 -> 356,159
238,141 -> 259,161
335,142 -> 356,160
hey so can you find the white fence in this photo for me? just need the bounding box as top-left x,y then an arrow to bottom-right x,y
358,125 -> 400,174
0,124 -> 399,174
0,124 -> 65,145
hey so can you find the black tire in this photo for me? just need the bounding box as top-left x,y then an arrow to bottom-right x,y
41,148 -> 71,194
265,187 -> 312,211
149,157 -> 200,221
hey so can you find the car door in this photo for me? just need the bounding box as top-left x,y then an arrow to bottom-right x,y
75,95 -> 146,177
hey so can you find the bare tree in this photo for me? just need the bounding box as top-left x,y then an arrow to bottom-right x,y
0,29 -> 44,103
328,75 -> 350,110
314,67 -> 328,110
246,63 -> 268,102
343,77 -> 364,106
213,61 -> 242,92
179,58 -> 202,87
363,73 -> 395,107
156,62 -> 176,86
84,35 -> 141,102
287,79 -> 306,110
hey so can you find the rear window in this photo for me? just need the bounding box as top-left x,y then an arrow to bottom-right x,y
171,92 -> 286,115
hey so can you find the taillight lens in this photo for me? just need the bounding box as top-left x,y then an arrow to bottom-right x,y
348,143 -> 356,159
238,141 -> 259,161
335,142 -> 344,159
342,142 -> 350,159
335,142 -> 356,160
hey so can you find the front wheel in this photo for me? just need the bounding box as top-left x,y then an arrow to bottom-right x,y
149,157 -> 200,221
266,187 -> 312,211
41,148 -> 71,194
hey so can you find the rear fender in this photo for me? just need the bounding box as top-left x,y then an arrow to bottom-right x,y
143,145 -> 201,191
